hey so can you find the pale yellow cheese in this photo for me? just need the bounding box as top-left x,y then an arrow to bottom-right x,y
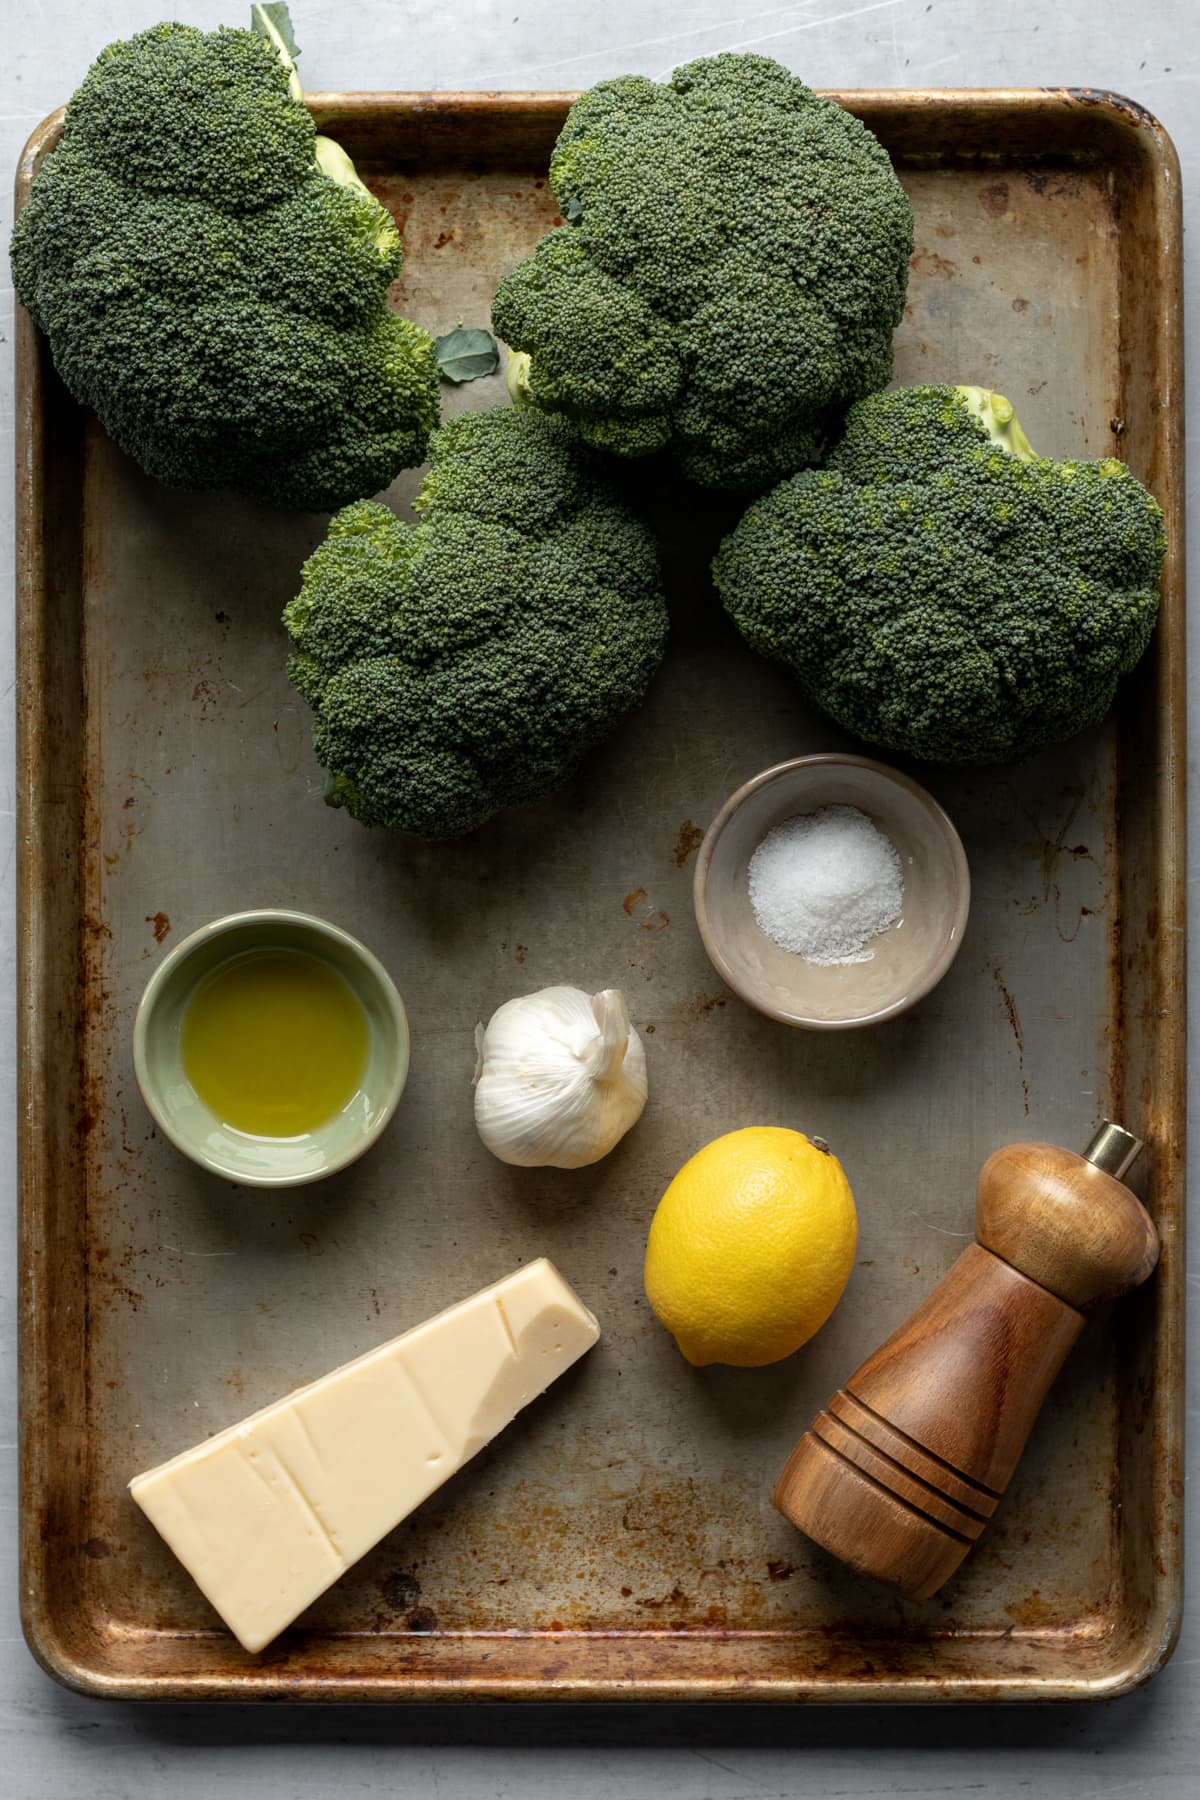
130,1259 -> 600,1653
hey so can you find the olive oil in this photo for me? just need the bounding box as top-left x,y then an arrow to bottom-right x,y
182,949 -> 369,1138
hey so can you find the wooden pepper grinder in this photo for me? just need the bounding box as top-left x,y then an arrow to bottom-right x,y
774,1124 -> 1159,1600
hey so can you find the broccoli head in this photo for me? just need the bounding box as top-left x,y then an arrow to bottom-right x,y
10,18 -> 439,511
283,406 -> 668,837
714,385 -> 1166,764
491,54 -> 914,489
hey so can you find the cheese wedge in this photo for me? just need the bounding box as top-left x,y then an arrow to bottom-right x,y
130,1258 -> 599,1652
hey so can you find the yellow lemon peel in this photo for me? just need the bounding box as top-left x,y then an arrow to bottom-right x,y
644,1127 -> 858,1368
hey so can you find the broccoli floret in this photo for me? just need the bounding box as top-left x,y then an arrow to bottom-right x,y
10,19 -> 439,511
491,54 -> 913,490
283,407 -> 669,837
714,385 -> 1166,764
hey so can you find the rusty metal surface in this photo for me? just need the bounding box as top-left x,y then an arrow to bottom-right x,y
16,90 -> 1185,1702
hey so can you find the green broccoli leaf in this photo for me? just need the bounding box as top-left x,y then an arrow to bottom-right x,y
251,4 -> 302,97
435,327 -> 501,385
251,2 -> 299,55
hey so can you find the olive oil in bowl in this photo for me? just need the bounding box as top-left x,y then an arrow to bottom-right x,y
133,909 -> 409,1186
182,949 -> 369,1138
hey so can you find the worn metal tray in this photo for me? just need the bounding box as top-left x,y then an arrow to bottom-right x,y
16,88 -> 1185,1702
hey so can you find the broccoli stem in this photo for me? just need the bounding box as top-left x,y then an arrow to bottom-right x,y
252,4 -> 391,250
956,385 -> 1037,461
312,135 -> 370,199
251,3 -> 303,100
506,349 -> 534,407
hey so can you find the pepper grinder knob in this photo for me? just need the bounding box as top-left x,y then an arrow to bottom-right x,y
772,1124 -> 1159,1600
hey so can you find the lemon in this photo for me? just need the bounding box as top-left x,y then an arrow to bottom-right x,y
643,1127 -> 857,1368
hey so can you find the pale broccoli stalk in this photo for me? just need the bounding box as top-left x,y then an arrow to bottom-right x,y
250,1 -> 304,96
251,3 -> 395,256
506,349 -> 534,406
956,385 -> 1037,461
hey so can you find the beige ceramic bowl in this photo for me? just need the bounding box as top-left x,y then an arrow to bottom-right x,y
694,754 -> 970,1029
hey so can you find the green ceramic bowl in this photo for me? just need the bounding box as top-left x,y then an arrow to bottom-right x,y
133,909 -> 409,1188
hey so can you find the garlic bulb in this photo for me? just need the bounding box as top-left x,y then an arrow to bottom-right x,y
473,986 -> 648,1170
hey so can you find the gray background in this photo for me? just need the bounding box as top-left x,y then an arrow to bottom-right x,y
1,0 -> 1195,1793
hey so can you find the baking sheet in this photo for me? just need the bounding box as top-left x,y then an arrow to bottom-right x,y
16,88 -> 1185,1701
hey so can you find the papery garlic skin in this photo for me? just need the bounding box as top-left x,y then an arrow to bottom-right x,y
473,986 -> 648,1169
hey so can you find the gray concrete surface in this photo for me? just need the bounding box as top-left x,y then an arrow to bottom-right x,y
1,0 -> 1195,1793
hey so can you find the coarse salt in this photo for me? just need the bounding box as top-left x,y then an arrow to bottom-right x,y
748,804 -> 903,964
